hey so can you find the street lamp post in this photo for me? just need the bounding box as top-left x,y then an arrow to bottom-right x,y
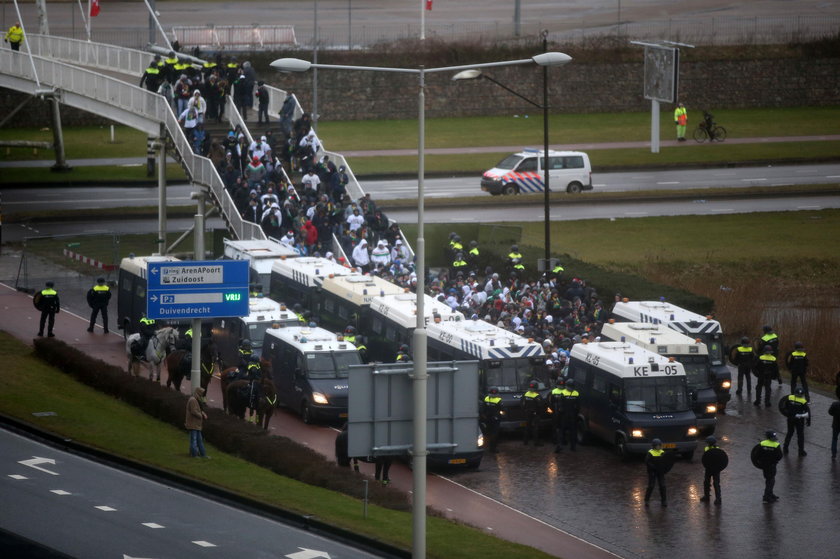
452,44 -> 570,269
271,52 -> 570,559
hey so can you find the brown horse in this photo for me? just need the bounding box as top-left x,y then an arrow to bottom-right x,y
219,356 -> 273,413
165,340 -> 216,393
226,378 -> 276,430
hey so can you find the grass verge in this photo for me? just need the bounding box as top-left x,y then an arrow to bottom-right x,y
0,163 -> 188,185
0,332 -> 554,559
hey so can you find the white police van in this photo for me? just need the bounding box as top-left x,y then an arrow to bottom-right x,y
222,238 -> 298,291
211,296 -> 301,367
481,149 -> 592,195
567,341 -> 699,460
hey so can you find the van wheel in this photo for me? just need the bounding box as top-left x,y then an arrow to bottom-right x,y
501,183 -> 517,196
301,401 -> 313,424
615,435 -> 631,461
567,182 -> 582,194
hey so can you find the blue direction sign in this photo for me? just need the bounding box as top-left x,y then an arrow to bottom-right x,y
147,260 -> 249,320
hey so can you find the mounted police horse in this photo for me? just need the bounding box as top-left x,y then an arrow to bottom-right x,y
223,360 -> 276,430
125,327 -> 178,382
165,339 -> 217,393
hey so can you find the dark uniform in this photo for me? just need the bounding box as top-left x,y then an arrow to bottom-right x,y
829,398 -> 840,460
754,431 -> 783,503
35,281 -> 60,337
548,380 -> 564,452
759,325 -> 781,386
785,342 -> 809,396
134,316 -> 156,357
754,346 -> 778,407
139,62 -> 163,92
237,339 -> 253,371
781,388 -> 810,456
644,439 -> 669,506
452,252 -> 468,270
246,356 -> 263,419
482,388 -> 503,452
522,381 -> 544,446
729,336 -> 756,396
558,379 -> 581,451
700,436 -> 728,505
86,277 -> 111,333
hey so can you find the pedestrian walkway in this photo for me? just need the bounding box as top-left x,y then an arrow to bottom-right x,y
3,134 -> 839,168
0,274 -> 618,559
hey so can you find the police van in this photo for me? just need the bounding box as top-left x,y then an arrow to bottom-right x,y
567,341 -> 699,459
480,149 -> 592,195
263,325 -> 361,424
222,238 -> 298,291
599,321 -> 719,435
212,296 -> 301,368
610,299 -> 732,407
269,256 -> 354,313
316,274 -> 406,334
117,254 -> 183,335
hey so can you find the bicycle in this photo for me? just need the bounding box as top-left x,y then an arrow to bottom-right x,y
693,113 -> 727,143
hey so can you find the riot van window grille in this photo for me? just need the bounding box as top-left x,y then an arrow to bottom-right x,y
305,352 -> 361,379
624,377 -> 690,413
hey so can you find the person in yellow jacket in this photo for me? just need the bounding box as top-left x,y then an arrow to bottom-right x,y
5,21 -> 24,51
674,102 -> 687,141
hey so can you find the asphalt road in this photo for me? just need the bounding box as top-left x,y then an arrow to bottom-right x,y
0,428 -> 385,559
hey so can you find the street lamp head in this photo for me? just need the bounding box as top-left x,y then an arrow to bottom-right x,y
270,58 -> 312,73
532,52 -> 572,67
451,69 -> 483,81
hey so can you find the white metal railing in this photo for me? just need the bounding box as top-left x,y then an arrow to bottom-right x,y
172,25 -> 297,51
0,50 -> 262,241
27,34 -> 152,76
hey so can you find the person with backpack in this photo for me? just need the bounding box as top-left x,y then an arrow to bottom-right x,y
34,281 -> 60,337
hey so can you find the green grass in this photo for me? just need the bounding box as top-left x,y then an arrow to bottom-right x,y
0,332 -> 553,559
0,125 -> 150,161
0,163 -> 188,185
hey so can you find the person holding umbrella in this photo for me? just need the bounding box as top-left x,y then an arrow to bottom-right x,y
699,436 -> 728,505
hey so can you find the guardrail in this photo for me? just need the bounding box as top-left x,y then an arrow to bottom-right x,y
27,34 -> 152,76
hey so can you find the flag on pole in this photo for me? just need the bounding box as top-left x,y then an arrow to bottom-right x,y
425,0 -> 433,11
90,0 -> 101,18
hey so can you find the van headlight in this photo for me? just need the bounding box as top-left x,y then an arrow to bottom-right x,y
477,433 -> 485,448
687,427 -> 698,437
705,404 -> 717,414
312,392 -> 329,405
721,380 -> 731,389
631,429 -> 644,438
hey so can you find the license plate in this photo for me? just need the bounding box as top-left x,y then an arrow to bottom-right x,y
448,458 -> 467,465
339,413 -> 348,418
662,443 -> 676,449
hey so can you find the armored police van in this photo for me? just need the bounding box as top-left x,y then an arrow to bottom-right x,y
212,296 -> 301,367
600,321 -> 719,435
316,274 -> 406,334
223,238 -> 298,290
480,149 -> 592,195
567,341 -> 699,460
611,300 -> 732,407
117,255 -> 183,335
263,325 -> 361,424
269,257 -> 354,313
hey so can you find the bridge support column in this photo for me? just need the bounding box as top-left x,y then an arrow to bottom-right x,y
156,130 -> 167,255
47,96 -> 70,172
146,137 -> 156,177
190,193 -> 206,394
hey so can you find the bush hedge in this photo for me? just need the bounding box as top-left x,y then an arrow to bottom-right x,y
31,338 -> 410,512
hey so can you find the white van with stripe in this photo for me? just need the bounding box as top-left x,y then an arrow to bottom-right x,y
480,149 -> 592,195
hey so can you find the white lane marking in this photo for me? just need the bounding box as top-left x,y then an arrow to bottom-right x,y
142,522 -> 165,529
9,474 -> 28,480
192,541 -> 217,548
95,506 -> 117,512
50,489 -> 72,495
797,206 -> 821,210
741,178 -> 767,181
657,181 -> 680,185
19,456 -> 59,475
711,209 -> 734,213
623,212 -> 648,216
826,175 -> 840,179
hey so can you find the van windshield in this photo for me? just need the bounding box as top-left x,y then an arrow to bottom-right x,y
624,377 -> 689,413
678,355 -> 711,389
494,154 -> 523,170
485,358 -> 547,392
247,323 -> 270,349
306,351 -> 362,379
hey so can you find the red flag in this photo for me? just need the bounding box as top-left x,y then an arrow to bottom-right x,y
90,0 -> 101,18
425,0 -> 433,11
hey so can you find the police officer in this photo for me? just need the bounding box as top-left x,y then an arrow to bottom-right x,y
753,430 -> 783,503
466,240 -> 480,270
781,387 -> 811,457
135,315 -> 156,356
506,244 -> 523,271
343,325 -> 357,345
700,436 -> 728,505
754,345 -> 777,408
729,336 -> 756,397
522,380 -> 544,446
238,338 -> 253,370
482,387 -> 503,453
139,60 -> 163,92
448,234 -> 463,260
644,439 -> 669,507
452,252 -> 468,269
4,21 -> 24,51
559,378 -> 581,452
785,341 -> 809,396
759,325 -> 781,386
293,303 -> 306,323
246,354 -> 263,423
354,335 -> 369,364
35,281 -> 60,337
549,377 -> 565,453
86,277 -> 111,333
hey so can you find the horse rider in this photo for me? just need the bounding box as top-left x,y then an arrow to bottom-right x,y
246,355 -> 263,423
238,338 -> 253,370
176,328 -> 194,378
134,315 -> 157,358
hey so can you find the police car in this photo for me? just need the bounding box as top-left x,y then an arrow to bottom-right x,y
480,149 -> 592,195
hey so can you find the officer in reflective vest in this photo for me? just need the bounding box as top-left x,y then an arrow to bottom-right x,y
644,439 -> 669,506
139,61 -> 162,92
700,436 -> 728,505
36,281 -> 60,337
781,388 -> 811,456
754,346 -> 777,408
674,103 -> 687,141
238,339 -> 253,370
785,341 -> 809,396
729,336 -> 756,397
86,277 -> 111,333
755,430 -> 783,503
759,324 -> 781,388
507,245 -> 523,270
482,387 -> 503,452
354,335 -> 368,364
343,325 -> 357,345
164,51 -> 180,83
452,252 -> 468,269
549,376 -> 564,452
4,22 -> 24,51
559,378 -> 581,451
522,380 -> 544,446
